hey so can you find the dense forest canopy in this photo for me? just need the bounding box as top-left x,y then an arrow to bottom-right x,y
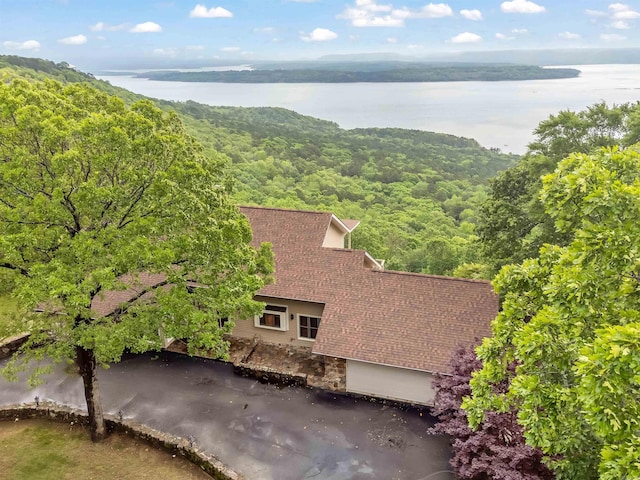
0,55 -> 517,277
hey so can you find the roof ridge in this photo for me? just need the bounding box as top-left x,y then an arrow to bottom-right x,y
239,205 -> 332,216
371,269 -> 493,285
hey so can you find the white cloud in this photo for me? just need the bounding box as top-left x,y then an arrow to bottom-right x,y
221,46 -> 241,52
407,43 -> 422,49
2,40 -> 40,51
90,21 -> 126,32
387,37 -> 398,43
460,9 -> 483,20
286,0 -> 318,2
511,28 -> 528,33
153,47 -> 177,57
190,4 -> 233,18
338,1 -> 452,27
186,45 -> 205,50
450,32 -> 482,43
583,4 -> 640,30
495,32 -> 514,40
585,9 -> 607,17
609,3 -> 631,13
58,34 -> 87,45
558,31 -> 581,40
611,19 -> 630,28
411,3 -> 453,18
609,3 -> 640,19
614,9 -> 640,18
501,0 -> 546,14
601,33 -> 626,41
301,27 -> 338,41
130,22 -> 162,33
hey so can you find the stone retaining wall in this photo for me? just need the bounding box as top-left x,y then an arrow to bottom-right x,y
0,402 -> 243,480
0,333 -> 30,360
233,364 -> 307,387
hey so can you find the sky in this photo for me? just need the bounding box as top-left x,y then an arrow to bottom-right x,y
1,0 -> 640,68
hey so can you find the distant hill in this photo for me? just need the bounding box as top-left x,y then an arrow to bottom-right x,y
442,48 -> 640,65
0,55 -> 518,276
317,48 -> 640,66
137,64 -> 579,83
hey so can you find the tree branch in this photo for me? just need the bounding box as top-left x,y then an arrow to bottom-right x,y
106,279 -> 171,320
117,182 -> 150,229
0,262 -> 28,276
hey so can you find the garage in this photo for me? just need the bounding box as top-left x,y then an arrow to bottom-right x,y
346,359 -> 437,406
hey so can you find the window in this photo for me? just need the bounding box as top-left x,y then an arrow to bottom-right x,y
255,304 -> 288,331
299,315 -> 321,340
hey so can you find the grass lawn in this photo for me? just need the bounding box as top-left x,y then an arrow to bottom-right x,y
0,419 -> 213,480
0,295 -> 18,332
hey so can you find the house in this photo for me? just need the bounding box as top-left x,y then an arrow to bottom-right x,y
232,206 -> 498,406
86,205 -> 498,406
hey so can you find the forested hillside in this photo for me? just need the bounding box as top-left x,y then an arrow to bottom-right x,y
0,55 -> 517,275
138,64 -> 579,83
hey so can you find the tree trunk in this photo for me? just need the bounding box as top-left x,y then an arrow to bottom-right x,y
76,346 -> 107,442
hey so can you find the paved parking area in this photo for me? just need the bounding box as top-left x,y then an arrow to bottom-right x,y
0,352 -> 453,480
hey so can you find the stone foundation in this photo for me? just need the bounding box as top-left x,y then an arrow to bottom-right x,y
230,336 -> 346,392
166,336 -> 347,393
309,356 -> 346,391
0,402 -> 242,480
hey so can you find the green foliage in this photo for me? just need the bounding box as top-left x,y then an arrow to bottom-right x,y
171,107 -> 516,275
478,101 -> 640,273
529,102 -> 637,161
0,78 -> 273,377
451,263 -> 492,280
576,324 -> 640,480
0,55 -> 95,84
464,146 -> 640,479
1,56 -> 518,277
139,65 -> 580,83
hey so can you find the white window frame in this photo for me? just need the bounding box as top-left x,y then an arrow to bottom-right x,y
297,314 -> 321,341
254,303 -> 289,332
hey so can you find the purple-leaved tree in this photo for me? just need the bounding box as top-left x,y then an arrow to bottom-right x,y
431,346 -> 554,480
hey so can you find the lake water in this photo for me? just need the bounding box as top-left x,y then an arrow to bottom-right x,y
99,64 -> 640,154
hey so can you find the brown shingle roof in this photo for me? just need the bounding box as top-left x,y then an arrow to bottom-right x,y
315,271 -> 496,373
86,205 -> 497,373
240,206 -> 498,374
91,272 -> 167,318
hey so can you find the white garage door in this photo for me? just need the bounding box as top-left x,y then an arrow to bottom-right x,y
346,360 -> 436,406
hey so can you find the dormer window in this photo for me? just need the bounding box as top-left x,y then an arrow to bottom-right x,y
255,304 -> 288,331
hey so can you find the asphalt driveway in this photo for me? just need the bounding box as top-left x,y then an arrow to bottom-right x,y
0,352 -> 453,480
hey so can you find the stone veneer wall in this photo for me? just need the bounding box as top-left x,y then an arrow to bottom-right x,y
0,402 -> 243,480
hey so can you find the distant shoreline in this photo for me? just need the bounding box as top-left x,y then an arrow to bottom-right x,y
132,65 -> 581,84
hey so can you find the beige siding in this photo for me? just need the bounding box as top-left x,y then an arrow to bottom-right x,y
322,223 -> 345,248
232,296 -> 324,348
346,360 -> 436,406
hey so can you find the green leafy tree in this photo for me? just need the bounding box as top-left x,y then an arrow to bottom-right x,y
478,102 -> 640,273
463,146 -> 640,479
0,78 -> 273,441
